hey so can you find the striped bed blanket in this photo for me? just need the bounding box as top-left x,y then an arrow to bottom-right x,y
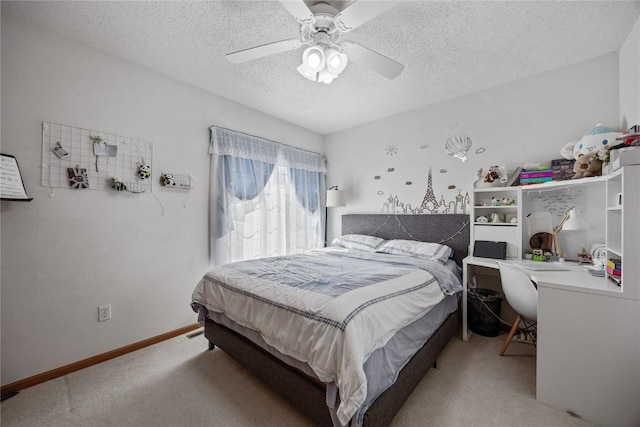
191,249 -> 462,425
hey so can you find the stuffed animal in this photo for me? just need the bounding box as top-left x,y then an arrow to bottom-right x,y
137,164 -> 151,180
473,166 -> 507,188
161,173 -> 175,186
560,123 -> 621,160
572,153 -> 602,179
112,177 -> 128,192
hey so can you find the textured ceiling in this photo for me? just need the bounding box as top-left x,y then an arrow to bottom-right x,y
3,1 -> 639,135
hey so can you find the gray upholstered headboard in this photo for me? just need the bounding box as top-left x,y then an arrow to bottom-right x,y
341,214 -> 470,267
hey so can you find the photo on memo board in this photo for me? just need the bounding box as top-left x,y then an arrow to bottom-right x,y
67,166 -> 89,189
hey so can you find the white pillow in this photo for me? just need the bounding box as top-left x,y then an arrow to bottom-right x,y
331,234 -> 386,252
375,239 -> 453,264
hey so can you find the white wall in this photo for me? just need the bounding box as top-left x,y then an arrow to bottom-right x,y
2,9 -> 635,389
620,15 -> 640,127
0,14 -> 322,386
324,53 -> 621,242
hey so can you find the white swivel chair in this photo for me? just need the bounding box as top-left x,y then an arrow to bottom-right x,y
496,262 -> 538,356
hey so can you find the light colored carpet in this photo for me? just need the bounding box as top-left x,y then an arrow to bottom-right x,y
1,330 -> 593,427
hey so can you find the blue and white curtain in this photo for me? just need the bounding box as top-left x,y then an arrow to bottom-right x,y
210,126 -> 326,265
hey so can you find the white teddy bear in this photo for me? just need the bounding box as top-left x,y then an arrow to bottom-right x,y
560,123 -> 621,160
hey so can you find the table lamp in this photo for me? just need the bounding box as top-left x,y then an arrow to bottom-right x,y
326,185 -> 346,208
553,207 -> 590,262
325,186 -> 346,246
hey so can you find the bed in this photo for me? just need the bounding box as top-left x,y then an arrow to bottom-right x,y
192,214 -> 470,426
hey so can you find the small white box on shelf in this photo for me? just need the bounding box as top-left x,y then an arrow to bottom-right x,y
610,146 -> 640,172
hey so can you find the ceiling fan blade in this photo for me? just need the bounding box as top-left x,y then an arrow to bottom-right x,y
278,0 -> 316,26
334,1 -> 398,33
226,39 -> 302,64
342,42 -> 404,79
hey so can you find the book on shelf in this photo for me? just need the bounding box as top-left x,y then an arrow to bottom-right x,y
551,158 -> 576,180
606,266 -> 621,277
607,274 -> 622,286
520,171 -> 554,179
520,177 -> 554,184
606,259 -> 622,277
506,167 -> 522,186
606,259 -> 621,269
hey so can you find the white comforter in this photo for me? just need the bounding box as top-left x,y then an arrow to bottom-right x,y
192,250 -> 460,425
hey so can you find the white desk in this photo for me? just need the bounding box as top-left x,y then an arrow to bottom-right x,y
461,256 -> 625,341
461,255 -> 640,426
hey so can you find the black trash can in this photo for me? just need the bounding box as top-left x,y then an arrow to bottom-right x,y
468,288 -> 502,337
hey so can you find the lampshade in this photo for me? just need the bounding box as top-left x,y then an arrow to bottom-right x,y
562,208 -> 590,231
302,46 -> 325,72
317,70 -> 334,84
296,63 -> 317,81
298,45 -> 348,84
553,207 -> 590,261
326,187 -> 346,207
325,48 -> 348,76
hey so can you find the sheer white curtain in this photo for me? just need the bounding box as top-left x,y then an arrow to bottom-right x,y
210,126 -> 326,265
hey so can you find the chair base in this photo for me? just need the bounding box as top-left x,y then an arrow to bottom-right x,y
500,315 -> 537,356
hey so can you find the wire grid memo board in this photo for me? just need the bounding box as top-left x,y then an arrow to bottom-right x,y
41,121 -> 153,193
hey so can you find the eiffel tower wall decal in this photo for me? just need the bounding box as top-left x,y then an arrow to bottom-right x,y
382,167 -> 469,214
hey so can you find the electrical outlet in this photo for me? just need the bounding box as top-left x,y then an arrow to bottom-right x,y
98,304 -> 111,322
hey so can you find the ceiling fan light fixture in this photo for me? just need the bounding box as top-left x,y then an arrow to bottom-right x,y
302,46 -> 326,72
317,69 -> 334,84
307,52 -> 322,68
325,48 -> 348,76
226,1 -> 404,83
296,63 -> 317,81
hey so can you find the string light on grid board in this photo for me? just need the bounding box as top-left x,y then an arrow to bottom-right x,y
44,187 -> 172,219
47,183 -> 191,216
152,188 -> 193,216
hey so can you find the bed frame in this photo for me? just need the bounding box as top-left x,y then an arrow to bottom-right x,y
204,214 -> 470,426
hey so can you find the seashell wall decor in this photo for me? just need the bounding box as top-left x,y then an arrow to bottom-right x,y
444,133 -> 472,162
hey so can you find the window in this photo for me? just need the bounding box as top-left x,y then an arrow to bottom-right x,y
209,127 -> 326,265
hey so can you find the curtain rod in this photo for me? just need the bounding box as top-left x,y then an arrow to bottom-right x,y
210,125 -> 326,159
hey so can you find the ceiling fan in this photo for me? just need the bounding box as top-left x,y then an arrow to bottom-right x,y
226,0 -> 404,84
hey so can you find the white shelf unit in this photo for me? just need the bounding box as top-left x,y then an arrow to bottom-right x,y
521,176 -> 606,262
471,176 -> 608,262
536,166 -> 640,427
471,186 -> 522,259
606,165 -> 639,299
469,169 -> 640,427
